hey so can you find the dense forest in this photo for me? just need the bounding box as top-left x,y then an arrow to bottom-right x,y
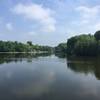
55,30 -> 100,56
0,41 -> 53,53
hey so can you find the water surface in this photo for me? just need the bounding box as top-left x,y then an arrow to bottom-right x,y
0,53 -> 100,100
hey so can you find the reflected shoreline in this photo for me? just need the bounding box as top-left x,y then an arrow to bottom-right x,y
55,53 -> 100,80
0,53 -> 52,64
1,53 -> 100,80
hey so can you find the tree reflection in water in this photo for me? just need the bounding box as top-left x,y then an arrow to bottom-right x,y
1,53 -> 100,80
0,53 -> 52,64
55,53 -> 100,80
67,56 -> 100,80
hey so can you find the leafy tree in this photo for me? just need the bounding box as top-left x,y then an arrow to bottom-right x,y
94,30 -> 100,41
55,43 -> 67,53
27,41 -> 32,46
67,34 -> 97,56
74,35 -> 97,56
0,41 -> 53,53
67,36 -> 78,55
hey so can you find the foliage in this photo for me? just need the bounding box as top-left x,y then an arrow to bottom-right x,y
67,34 -> 98,56
55,43 -> 67,53
27,41 -> 32,46
55,30 -> 100,56
0,41 -> 53,53
94,30 -> 100,41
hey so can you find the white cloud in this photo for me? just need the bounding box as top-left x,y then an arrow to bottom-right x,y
6,23 -> 13,31
11,3 -> 56,32
76,6 -> 100,19
74,5 -> 100,33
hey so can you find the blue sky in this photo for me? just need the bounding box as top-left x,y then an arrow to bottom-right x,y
0,0 -> 100,46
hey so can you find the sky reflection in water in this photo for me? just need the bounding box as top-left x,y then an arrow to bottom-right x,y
0,53 -> 100,100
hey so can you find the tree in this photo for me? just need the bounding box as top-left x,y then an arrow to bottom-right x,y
67,34 -> 97,56
55,43 -> 67,53
0,41 -> 53,53
94,30 -> 100,41
67,36 -> 78,55
74,35 -> 97,56
27,41 -> 32,46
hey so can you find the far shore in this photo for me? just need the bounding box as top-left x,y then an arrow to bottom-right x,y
0,51 -> 51,54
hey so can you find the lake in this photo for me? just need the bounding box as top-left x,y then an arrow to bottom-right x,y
0,53 -> 100,100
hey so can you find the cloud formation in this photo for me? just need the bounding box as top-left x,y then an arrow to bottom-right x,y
75,5 -> 100,33
11,3 -> 56,32
76,6 -> 100,19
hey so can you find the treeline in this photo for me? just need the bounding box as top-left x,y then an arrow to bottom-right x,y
0,41 -> 53,53
55,43 -> 67,53
55,30 -> 100,56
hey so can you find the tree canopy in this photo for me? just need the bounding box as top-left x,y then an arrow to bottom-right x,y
0,41 -> 53,53
94,30 -> 100,41
55,30 -> 100,56
55,43 -> 67,53
67,34 -> 97,56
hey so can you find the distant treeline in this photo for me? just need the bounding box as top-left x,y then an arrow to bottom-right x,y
0,41 -> 53,53
55,30 -> 100,56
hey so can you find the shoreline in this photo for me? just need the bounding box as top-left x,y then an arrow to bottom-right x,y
0,52 -> 51,54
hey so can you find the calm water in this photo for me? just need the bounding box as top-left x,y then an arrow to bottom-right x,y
0,53 -> 100,100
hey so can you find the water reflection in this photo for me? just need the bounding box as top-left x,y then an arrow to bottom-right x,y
55,53 -> 66,58
0,53 -> 52,64
1,53 -> 100,100
0,53 -> 56,100
67,56 -> 100,80
55,53 -> 100,80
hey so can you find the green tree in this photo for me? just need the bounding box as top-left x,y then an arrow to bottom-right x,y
0,41 -> 53,53
94,30 -> 100,41
27,41 -> 32,46
55,43 -> 67,53
67,34 -> 97,56
67,36 -> 78,55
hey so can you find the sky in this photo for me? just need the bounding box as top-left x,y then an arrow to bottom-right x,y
0,0 -> 100,46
